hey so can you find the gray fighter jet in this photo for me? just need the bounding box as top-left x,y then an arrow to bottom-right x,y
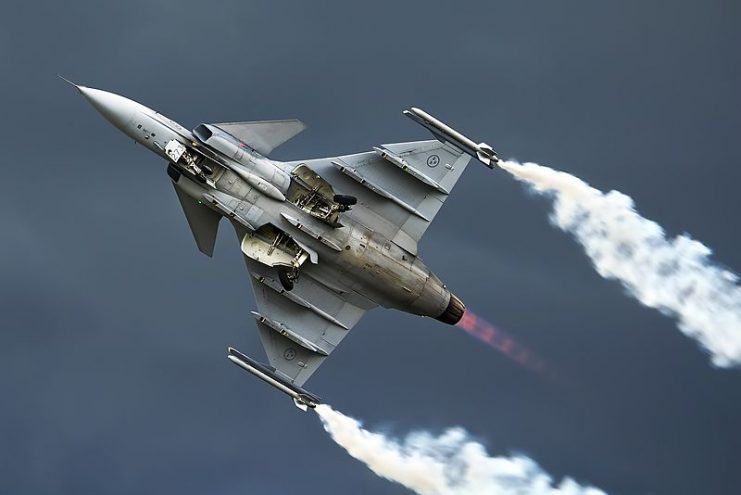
65,78 -> 499,410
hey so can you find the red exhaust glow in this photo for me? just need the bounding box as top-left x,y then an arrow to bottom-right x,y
456,310 -> 547,374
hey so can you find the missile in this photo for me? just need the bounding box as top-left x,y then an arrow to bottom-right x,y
403,107 -> 499,168
227,347 -> 321,411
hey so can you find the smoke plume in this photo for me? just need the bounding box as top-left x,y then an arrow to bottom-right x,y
315,404 -> 605,495
500,160 -> 741,367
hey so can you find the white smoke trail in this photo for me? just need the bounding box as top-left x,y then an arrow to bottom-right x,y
315,404 -> 606,495
500,160 -> 741,367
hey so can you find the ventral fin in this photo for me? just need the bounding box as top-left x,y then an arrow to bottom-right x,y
172,179 -> 221,257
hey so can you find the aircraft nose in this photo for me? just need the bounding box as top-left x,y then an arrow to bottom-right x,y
76,86 -> 137,131
61,77 -> 140,132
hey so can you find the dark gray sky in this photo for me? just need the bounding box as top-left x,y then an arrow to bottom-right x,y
2,1 -> 740,493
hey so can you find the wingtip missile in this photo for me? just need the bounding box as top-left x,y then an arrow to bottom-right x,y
227,347 -> 321,411
403,107 -> 499,168
475,142 -> 499,168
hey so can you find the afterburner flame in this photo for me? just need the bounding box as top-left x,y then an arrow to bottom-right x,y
457,310 -> 547,374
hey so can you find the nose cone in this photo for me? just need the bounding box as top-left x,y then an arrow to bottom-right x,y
61,77 -> 145,135
77,86 -> 138,131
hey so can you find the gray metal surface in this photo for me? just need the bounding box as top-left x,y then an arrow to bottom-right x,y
244,256 -> 372,386
69,82 -> 494,400
172,180 -> 221,257
213,119 -> 306,156
294,140 -> 473,254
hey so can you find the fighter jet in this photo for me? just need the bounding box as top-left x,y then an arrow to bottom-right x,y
65,77 -> 499,410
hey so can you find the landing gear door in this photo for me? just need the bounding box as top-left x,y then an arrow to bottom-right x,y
165,140 -> 186,163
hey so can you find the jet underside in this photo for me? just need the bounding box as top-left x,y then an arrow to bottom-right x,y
68,79 -> 497,409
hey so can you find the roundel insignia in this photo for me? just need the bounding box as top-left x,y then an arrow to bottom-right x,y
283,348 -> 296,360
427,154 -> 440,167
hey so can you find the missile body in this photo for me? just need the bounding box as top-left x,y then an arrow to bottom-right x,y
403,107 -> 499,168
227,347 -> 321,411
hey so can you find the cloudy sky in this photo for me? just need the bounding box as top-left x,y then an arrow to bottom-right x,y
1,1 -> 740,493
